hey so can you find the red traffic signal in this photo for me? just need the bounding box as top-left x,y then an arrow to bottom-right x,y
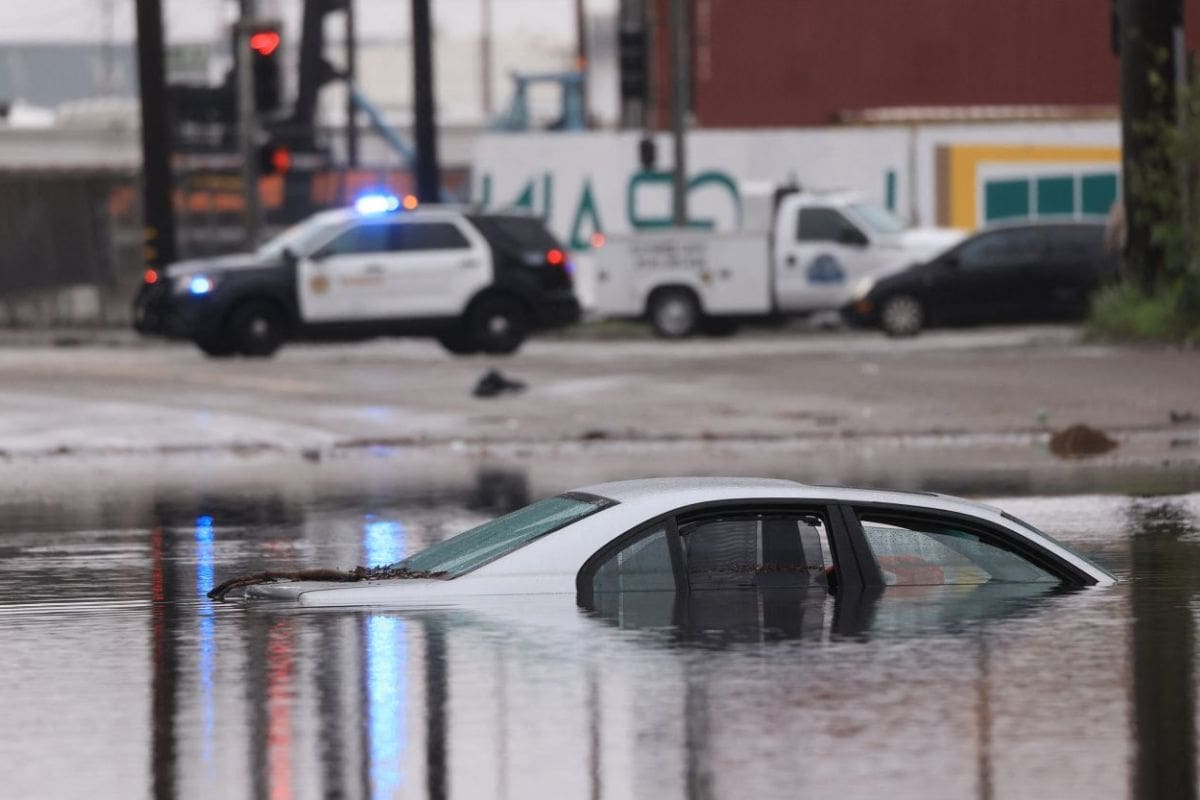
249,30 -> 280,56
259,143 -> 292,175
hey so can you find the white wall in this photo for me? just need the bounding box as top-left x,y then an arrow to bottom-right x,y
472,120 -> 1122,239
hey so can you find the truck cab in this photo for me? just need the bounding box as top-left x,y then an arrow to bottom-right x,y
594,185 -> 963,338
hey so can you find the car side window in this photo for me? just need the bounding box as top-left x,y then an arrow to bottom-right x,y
797,208 -> 862,244
679,511 -> 832,590
957,229 -> 1045,270
390,222 -> 471,251
857,513 -> 1058,586
321,223 -> 391,256
590,524 -> 676,594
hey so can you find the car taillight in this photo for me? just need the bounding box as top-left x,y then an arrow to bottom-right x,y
144,268 -> 159,285
546,248 -> 566,266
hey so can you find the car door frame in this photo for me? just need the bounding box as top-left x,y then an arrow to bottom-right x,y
773,204 -> 880,313
838,501 -> 1102,586
575,498 -> 882,608
296,218 -> 393,322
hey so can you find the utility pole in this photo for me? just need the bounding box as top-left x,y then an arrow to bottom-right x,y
236,0 -> 263,247
668,0 -> 689,227
412,0 -> 441,202
1117,0 -> 1183,292
345,0 -> 359,167
134,0 -> 176,270
574,0 -> 589,123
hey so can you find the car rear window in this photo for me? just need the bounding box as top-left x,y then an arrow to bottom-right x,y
393,492 -> 615,577
468,214 -> 563,256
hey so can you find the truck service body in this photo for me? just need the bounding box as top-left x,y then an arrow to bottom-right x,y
594,186 -> 964,337
134,198 -> 581,356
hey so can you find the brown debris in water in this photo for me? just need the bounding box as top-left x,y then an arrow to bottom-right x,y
207,565 -> 446,601
1048,424 -> 1119,459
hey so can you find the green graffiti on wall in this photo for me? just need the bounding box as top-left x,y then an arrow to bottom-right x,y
478,168 -> 741,249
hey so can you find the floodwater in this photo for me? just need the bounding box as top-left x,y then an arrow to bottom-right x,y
2,465 -> 1199,800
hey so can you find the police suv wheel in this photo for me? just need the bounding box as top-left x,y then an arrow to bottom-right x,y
649,289 -> 700,338
227,301 -> 286,357
438,328 -> 481,356
468,296 -> 527,355
195,335 -> 236,358
879,294 -> 924,337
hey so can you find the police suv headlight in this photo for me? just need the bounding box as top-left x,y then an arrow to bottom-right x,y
174,274 -> 217,296
851,276 -> 876,300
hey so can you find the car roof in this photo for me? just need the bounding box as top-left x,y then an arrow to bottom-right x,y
576,476 -> 1004,520
974,219 -> 1107,235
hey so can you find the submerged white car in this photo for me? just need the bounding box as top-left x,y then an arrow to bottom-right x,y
223,478 -> 1115,608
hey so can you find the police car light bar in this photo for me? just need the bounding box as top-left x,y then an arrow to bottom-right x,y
354,193 -> 401,215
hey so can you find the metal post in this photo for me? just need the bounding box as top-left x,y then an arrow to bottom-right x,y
134,0 -> 176,269
668,0 -> 689,227
412,0 -> 441,202
481,0 -> 493,118
237,0 -> 262,248
345,0 -> 359,167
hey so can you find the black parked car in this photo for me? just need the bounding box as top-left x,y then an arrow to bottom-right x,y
841,222 -> 1118,336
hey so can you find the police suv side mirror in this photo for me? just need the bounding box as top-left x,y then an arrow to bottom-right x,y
838,228 -> 868,247
282,246 -> 299,265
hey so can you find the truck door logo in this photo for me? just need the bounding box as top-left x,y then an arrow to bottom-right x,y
806,254 -> 845,284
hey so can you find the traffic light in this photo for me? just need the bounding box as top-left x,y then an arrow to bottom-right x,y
248,25 -> 283,113
619,26 -> 648,102
259,142 -> 292,174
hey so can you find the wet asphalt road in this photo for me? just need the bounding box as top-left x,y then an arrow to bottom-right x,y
0,325 -> 1195,463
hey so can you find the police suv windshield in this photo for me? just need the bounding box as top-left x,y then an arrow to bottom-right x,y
393,492 -> 614,577
257,215 -> 341,259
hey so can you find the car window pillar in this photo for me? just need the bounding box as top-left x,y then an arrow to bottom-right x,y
663,516 -> 689,595
830,504 -> 886,588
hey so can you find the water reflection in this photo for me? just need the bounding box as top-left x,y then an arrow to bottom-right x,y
1129,500 -> 1200,800
4,485 -> 1200,798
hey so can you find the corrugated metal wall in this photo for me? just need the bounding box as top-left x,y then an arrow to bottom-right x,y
648,0 -> 1200,128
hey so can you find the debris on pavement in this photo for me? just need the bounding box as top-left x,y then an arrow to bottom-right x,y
473,369 -> 527,398
1049,424 -> 1119,459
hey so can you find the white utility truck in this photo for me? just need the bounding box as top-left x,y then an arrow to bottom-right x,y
594,184 -> 964,337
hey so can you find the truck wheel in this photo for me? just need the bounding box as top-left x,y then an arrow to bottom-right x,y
701,318 -> 740,337
195,335 -> 236,358
227,301 -> 287,357
879,294 -> 924,337
437,328 -> 480,356
649,289 -> 700,338
468,295 -> 527,354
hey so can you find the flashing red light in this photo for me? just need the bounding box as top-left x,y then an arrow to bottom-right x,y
546,248 -> 566,266
590,232 -> 606,248
270,146 -> 292,173
144,268 -> 159,285
250,31 -> 281,56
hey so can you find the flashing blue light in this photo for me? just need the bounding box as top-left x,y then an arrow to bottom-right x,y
189,275 -> 214,295
355,193 -> 401,215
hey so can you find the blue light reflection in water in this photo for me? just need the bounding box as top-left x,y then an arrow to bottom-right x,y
194,515 -> 216,764
365,516 -> 408,799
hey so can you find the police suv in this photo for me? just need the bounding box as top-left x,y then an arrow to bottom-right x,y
134,194 -> 582,357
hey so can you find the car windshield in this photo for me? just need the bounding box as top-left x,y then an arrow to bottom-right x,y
1001,511 -> 1118,581
849,202 -> 906,235
257,215 -> 341,258
393,492 -> 614,577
